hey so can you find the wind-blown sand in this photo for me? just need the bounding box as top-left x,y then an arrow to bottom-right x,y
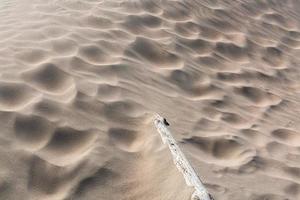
0,0 -> 300,199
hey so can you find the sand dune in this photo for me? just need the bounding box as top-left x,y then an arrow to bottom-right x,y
0,0 -> 300,199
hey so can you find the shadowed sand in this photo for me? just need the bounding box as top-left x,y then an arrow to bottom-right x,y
0,0 -> 300,200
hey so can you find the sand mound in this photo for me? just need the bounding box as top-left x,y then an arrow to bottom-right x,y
0,0 -> 300,200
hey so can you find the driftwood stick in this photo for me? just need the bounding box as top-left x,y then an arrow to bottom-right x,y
154,114 -> 214,200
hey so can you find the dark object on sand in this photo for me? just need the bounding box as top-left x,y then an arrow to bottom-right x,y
163,118 -> 170,126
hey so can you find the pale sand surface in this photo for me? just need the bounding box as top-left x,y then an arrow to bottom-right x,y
0,0 -> 300,199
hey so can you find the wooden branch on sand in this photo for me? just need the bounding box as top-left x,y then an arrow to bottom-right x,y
154,114 -> 214,200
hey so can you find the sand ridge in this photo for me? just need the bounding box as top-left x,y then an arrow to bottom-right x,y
0,0 -> 300,200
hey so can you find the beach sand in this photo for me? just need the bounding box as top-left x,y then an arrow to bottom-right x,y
0,0 -> 300,199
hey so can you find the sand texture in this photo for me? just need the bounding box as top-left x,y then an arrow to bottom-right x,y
0,0 -> 300,199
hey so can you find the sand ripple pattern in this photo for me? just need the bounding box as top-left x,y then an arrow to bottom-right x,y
0,0 -> 300,200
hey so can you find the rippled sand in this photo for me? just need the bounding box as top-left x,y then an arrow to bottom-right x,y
0,0 -> 300,200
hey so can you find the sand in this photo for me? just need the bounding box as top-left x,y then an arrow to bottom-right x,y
0,0 -> 300,199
